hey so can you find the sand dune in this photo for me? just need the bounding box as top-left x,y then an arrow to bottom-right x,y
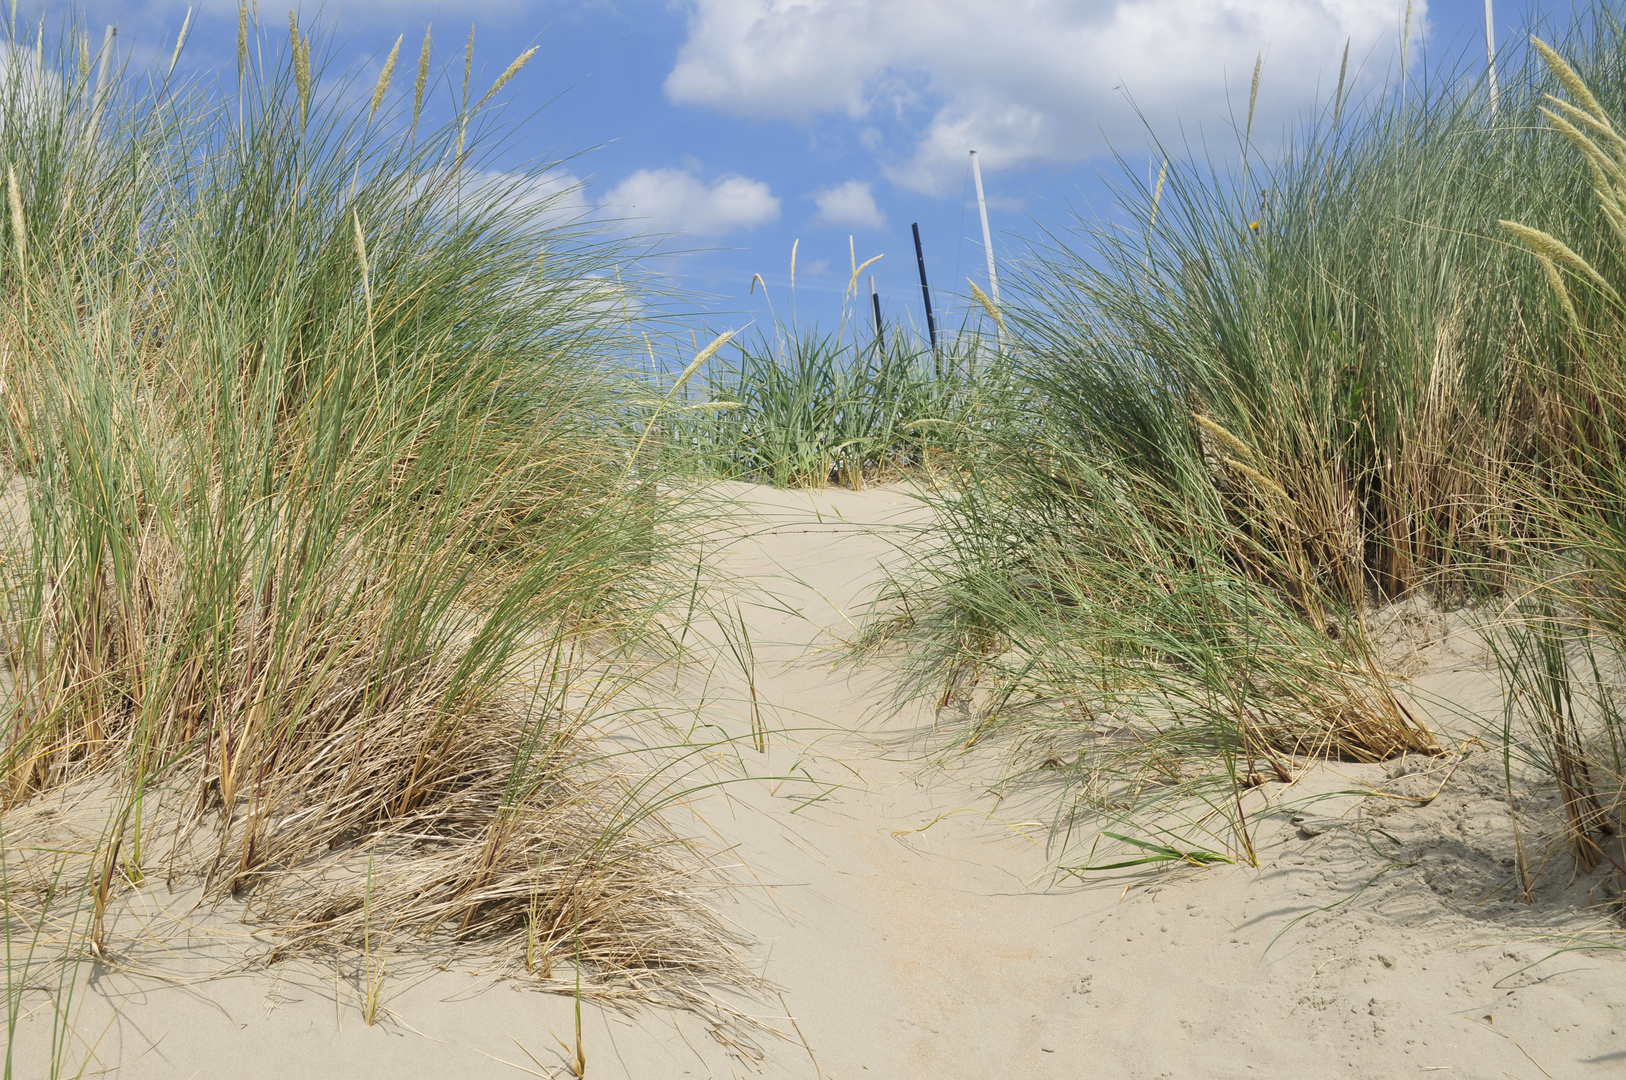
7,481 -> 1623,1079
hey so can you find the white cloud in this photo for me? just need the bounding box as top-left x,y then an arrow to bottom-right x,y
666,0 -> 1420,194
599,167 -> 780,235
812,179 -> 886,230
466,168 -> 593,224
0,42 -> 65,132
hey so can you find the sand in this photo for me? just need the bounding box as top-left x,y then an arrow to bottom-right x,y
6,480 -> 1625,1078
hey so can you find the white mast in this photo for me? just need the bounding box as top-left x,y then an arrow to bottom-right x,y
969,150 -> 999,304
969,149 -> 1004,353
1485,0 -> 1499,117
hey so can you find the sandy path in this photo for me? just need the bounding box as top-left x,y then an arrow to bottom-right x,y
664,482 -> 1626,1080
10,480 -> 1625,1078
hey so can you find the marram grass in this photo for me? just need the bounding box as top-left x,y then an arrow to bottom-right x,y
1492,37 -> 1626,886
869,7 -> 1626,873
0,11 -> 754,1065
674,313 -> 1010,490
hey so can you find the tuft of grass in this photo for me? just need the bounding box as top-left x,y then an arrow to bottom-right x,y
718,605 -> 765,754
1490,37 -> 1626,885
0,8 -> 756,1068
674,322 -> 1008,490
663,243 -> 1013,489
868,8 -> 1626,867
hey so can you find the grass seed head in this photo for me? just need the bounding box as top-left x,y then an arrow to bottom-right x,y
351,208 -> 370,289
1334,36 -> 1349,120
370,35 -> 402,122
8,165 -> 23,268
1246,52 -> 1261,141
969,280 -> 1005,332
1222,456 -> 1289,502
290,12 -> 311,121
674,330 -> 736,392
168,9 -> 193,79
462,23 -> 473,104
1533,36 -> 1608,124
1499,219 -> 1620,304
1537,250 -> 1581,326
1192,413 -> 1255,462
1149,158 -> 1167,232
474,46 -> 535,112
846,252 -> 882,303
414,26 -> 431,130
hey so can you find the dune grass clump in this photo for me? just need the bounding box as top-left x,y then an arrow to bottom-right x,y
1492,39 -> 1626,890
869,10 -> 1626,865
670,265 -> 1009,490
0,9 -> 750,1040
680,329 -> 984,488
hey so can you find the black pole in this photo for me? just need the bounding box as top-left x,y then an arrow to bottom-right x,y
911,222 -> 939,372
869,275 -> 885,351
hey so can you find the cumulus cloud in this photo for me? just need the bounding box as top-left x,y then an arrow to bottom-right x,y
464,168 -> 593,223
812,179 -> 886,230
666,0 -> 1420,194
600,167 -> 780,235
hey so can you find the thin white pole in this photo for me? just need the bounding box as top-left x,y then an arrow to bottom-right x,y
1485,0 -> 1499,117
87,25 -> 117,145
92,25 -> 116,106
969,150 -> 999,304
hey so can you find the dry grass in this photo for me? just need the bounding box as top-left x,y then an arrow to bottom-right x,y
0,12 -> 758,1057
863,13 -> 1626,869
1489,39 -> 1626,885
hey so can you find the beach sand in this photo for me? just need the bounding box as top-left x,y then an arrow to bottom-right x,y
7,480 -> 1624,1078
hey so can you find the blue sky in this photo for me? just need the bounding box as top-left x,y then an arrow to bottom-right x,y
28,1 -> 1576,342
